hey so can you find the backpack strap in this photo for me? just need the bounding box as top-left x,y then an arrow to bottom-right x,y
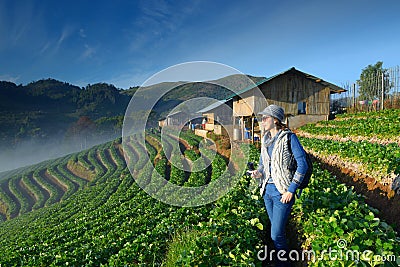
286,131 -> 304,198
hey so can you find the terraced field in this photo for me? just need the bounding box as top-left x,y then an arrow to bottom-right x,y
0,125 -> 399,266
0,130 -> 270,266
0,142 -> 114,220
294,109 -> 400,264
297,109 -> 400,197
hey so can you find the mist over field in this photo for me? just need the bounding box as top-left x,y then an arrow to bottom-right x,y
0,132 -> 119,174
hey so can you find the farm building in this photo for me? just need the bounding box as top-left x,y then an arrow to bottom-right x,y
194,99 -> 235,137
234,67 -> 346,127
197,67 -> 346,141
158,110 -> 190,128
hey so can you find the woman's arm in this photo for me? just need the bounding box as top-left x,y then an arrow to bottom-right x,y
251,151 -> 265,178
287,134 -> 308,193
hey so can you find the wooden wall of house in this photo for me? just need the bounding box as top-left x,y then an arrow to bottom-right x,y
234,96 -> 253,116
167,113 -> 189,126
203,113 -> 215,124
203,100 -> 234,124
233,91 -> 268,117
258,72 -> 331,115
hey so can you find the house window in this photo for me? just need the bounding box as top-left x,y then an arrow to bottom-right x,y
298,102 -> 306,114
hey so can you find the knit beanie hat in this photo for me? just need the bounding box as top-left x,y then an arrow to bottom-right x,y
258,104 -> 285,122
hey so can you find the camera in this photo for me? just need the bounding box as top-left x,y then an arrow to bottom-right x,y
247,162 -> 263,188
246,162 -> 255,176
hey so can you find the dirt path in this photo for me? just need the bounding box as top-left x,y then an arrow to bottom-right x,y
0,182 -> 20,219
95,150 -> 109,173
64,162 -> 92,182
30,172 -> 50,206
44,169 -> 68,193
18,178 -> 36,213
37,169 -> 64,204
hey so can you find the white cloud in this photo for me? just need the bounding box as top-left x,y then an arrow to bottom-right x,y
127,0 -> 200,53
79,28 -> 87,38
81,44 -> 96,59
0,74 -> 21,83
39,41 -> 51,54
57,25 -> 74,48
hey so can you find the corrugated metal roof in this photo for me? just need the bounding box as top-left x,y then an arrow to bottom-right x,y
166,110 -> 186,117
224,76 -> 271,100
196,99 -> 231,113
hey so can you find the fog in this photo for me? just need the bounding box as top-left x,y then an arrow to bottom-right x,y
0,132 -> 120,175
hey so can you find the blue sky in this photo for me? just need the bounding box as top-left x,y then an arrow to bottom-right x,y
1,0 -> 400,89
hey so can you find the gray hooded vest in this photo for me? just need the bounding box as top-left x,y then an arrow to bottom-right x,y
259,130 -> 295,195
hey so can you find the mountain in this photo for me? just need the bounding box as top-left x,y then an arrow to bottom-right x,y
0,75 -> 265,172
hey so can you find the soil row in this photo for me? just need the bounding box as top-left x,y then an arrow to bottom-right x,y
296,130 -> 400,146
313,155 -> 400,233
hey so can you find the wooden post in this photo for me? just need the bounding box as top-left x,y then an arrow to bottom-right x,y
241,116 -> 244,141
353,83 -> 356,111
232,115 -> 235,140
251,116 -> 255,144
381,71 -> 385,110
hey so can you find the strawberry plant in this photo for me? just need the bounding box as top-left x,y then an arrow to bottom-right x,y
293,163 -> 400,266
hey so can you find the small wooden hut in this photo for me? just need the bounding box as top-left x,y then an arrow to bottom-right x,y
232,67 -> 346,140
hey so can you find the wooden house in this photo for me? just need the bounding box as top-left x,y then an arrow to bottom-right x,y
196,99 -> 234,134
231,67 -> 346,140
158,110 -> 190,127
193,67 -> 345,141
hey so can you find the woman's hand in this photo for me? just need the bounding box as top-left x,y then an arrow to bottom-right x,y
249,170 -> 262,179
280,192 -> 293,203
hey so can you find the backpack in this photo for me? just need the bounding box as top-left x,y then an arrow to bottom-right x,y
287,132 -> 313,189
392,176 -> 400,195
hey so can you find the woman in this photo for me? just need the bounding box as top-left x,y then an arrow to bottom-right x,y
250,104 -> 308,265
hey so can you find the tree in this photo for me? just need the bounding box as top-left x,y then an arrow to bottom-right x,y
357,61 -> 392,101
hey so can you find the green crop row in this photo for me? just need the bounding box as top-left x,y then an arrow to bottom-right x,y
336,109 -> 400,119
122,139 -> 139,170
108,142 -> 126,169
87,148 -> 106,183
76,150 -> 94,171
21,174 -> 45,211
47,165 -> 78,201
8,177 -> 29,215
32,169 -> 61,206
56,162 -> 87,188
300,109 -> 400,140
164,144 -> 267,266
185,157 -> 208,187
0,182 -> 17,219
0,140 -> 267,266
292,163 -> 400,266
127,135 -> 149,172
179,130 -> 203,148
0,138 -> 132,221
299,137 -> 400,178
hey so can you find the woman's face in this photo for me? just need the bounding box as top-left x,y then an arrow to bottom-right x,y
261,115 -> 275,131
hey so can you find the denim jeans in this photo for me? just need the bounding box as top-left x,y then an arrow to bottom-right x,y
263,183 -> 294,252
